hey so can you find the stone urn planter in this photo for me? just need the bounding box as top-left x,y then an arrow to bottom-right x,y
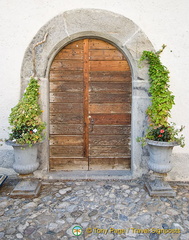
6,141 -> 40,174
147,140 -> 178,174
145,140 -> 178,197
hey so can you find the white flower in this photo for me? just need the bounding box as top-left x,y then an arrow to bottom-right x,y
12,139 -> 16,142
33,129 -> 37,133
175,125 -> 181,130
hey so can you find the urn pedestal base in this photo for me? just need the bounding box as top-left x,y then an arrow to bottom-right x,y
10,180 -> 41,198
145,176 -> 176,197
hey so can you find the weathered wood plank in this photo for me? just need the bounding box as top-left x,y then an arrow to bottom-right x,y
90,82 -> 132,93
89,50 -> 125,61
90,125 -> 131,135
90,71 -> 131,82
89,103 -> 131,114
50,103 -> 83,113
64,40 -> 84,49
90,93 -> 131,103
89,157 -> 131,170
83,39 -> 90,158
50,124 -> 83,135
89,39 -> 116,49
89,135 -> 130,146
51,60 -> 83,71
54,49 -> 83,60
90,146 -> 130,157
90,114 -> 131,125
50,92 -> 83,103
49,71 -> 83,82
50,113 -> 83,124
50,158 -> 88,170
50,146 -> 84,157
50,135 -> 83,146
50,82 -> 83,92
90,61 -> 130,71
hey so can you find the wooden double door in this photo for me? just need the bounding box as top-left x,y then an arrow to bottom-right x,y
49,38 -> 132,171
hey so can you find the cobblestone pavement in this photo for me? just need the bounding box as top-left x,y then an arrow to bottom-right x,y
0,178 -> 189,240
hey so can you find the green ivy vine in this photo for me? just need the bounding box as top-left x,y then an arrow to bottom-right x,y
137,45 -> 185,147
140,44 -> 175,127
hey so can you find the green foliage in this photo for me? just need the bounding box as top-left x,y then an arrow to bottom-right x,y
8,77 -> 46,146
140,44 -> 175,127
138,45 -> 185,147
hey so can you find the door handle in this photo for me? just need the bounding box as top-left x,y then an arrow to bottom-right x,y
89,116 -> 94,132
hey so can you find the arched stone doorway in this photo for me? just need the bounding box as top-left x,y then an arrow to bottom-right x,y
20,9 -> 154,179
49,38 -> 132,171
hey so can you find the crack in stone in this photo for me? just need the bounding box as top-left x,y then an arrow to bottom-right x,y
134,86 -> 149,93
63,14 -> 70,37
122,28 -> 140,47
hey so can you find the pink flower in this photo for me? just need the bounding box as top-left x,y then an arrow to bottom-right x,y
160,129 -> 165,133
